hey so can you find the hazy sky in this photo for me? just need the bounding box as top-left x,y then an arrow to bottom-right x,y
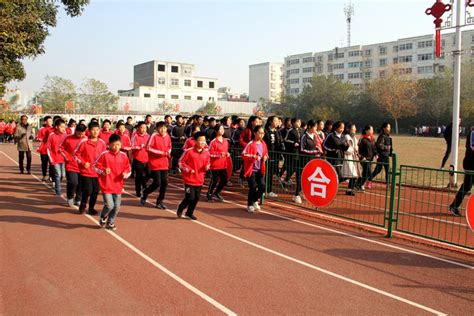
8,0 -> 454,94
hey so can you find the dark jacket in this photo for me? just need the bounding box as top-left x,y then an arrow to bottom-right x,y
323,132 -> 349,159
285,128 -> 303,153
358,136 -> 376,161
125,123 -> 134,136
231,127 -> 245,148
171,124 -> 186,144
463,129 -> 474,171
264,127 -> 284,152
205,127 -> 216,144
376,132 -> 392,157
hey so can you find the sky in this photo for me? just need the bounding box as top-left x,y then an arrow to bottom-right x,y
8,0 -> 451,95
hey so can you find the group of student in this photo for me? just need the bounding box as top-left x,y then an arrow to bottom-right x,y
0,119 -> 17,143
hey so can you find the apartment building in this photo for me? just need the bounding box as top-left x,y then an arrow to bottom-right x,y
249,62 -> 283,103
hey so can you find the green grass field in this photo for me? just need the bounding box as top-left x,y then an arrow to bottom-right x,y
391,135 -> 465,170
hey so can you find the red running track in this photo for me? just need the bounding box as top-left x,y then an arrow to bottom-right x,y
0,144 -> 473,315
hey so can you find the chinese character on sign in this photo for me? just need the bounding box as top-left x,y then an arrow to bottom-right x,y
307,167 -> 331,198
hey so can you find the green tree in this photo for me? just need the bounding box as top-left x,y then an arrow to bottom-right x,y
78,78 -> 118,113
36,76 -> 77,112
417,72 -> 452,126
196,101 -> 218,115
0,0 -> 89,96
157,100 -> 173,113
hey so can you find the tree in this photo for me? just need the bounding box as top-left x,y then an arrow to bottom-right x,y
78,78 -> 118,113
36,76 -> 77,112
417,72 -> 452,126
157,100 -> 173,113
0,1 -> 89,96
368,67 -> 420,134
196,101 -> 218,115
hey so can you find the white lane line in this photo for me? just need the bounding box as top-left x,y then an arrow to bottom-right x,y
168,183 -> 474,269
1,151 -> 236,316
131,184 -> 446,315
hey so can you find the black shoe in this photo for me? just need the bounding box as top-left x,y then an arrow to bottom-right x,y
155,202 -> 167,209
20,170 -> 24,174
345,190 -> 355,196
106,223 -> 117,231
186,213 -> 197,220
177,208 -> 183,218
140,195 -> 146,205
207,193 -> 213,202
449,206 -> 461,217
78,206 -> 86,214
88,209 -> 98,216
213,193 -> 224,202
27,170 -> 31,174
99,217 -> 107,228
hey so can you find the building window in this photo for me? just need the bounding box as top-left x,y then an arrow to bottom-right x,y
393,57 -> 399,64
209,97 -> 214,101
289,78 -> 300,84
171,66 -> 179,73
327,64 -> 333,72
209,81 -> 215,89
303,67 -> 315,73
328,54 -> 334,62
171,78 -> 179,86
271,83 -> 276,89
472,35 -> 474,43
316,65 -> 323,73
348,61 -> 363,68
287,59 -> 300,65
289,88 -> 300,94
302,57 -> 314,63
288,68 -> 300,75
184,79 -> 191,87
417,66 -> 433,74
365,49 -> 372,56
398,68 -> 413,75
364,60 -> 372,68
144,93 -> 151,98
379,46 -> 387,55
393,45 -> 398,52
197,81 -> 203,88
418,40 -> 433,48
348,50 -> 361,57
399,55 -> 413,63
158,78 -> 166,85
158,64 -> 165,72
379,58 -> 387,66
335,74 -> 344,80
379,70 -> 386,77
418,53 -> 433,61
333,63 -> 344,70
364,71 -> 372,79
302,77 -> 312,83
399,43 -> 413,51
335,52 -> 344,59
197,96 -> 203,100
348,72 -> 362,79
184,96 -> 191,100
158,94 -> 165,98
317,56 -> 323,63
171,95 -> 179,99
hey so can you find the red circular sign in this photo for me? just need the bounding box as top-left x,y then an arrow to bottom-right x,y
301,159 -> 339,207
467,195 -> 474,232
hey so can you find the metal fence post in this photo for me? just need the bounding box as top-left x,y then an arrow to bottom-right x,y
386,153 -> 398,238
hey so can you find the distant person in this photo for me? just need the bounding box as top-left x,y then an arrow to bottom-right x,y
14,115 -> 34,174
370,122 -> 392,183
448,127 -> 474,217
441,120 -> 461,169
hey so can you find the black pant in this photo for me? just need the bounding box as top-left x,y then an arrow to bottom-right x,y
348,178 -> 357,190
171,146 -> 183,171
356,160 -> 373,188
371,155 -> 390,182
40,154 -> 50,177
133,159 -> 150,196
66,171 -> 82,201
451,173 -> 473,208
178,185 -> 202,216
18,151 -> 31,172
208,169 -> 227,195
80,176 -> 99,212
266,152 -> 280,193
142,170 -> 168,203
247,171 -> 266,206
441,141 -> 451,168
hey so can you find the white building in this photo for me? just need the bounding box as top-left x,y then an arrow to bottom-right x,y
284,30 -> 474,96
249,62 -> 283,103
118,60 -> 219,102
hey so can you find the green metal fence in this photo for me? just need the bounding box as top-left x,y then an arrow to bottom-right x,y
396,165 -> 474,249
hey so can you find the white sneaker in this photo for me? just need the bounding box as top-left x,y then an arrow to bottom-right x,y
293,195 -> 302,204
268,192 -> 278,198
247,205 -> 255,213
253,202 -> 261,211
67,199 -> 74,207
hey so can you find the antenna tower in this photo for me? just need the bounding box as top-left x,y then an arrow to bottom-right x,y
344,1 -> 355,47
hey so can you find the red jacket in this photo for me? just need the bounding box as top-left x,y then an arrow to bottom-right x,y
241,140 -> 268,178
93,150 -> 131,194
66,127 -> 74,135
209,137 -> 229,170
37,126 -> 54,154
46,130 -> 67,165
131,132 -> 150,163
99,129 -> 114,145
114,130 -> 132,152
239,128 -> 253,148
59,134 -> 87,172
147,133 -> 171,171
178,147 -> 210,186
0,122 -> 5,134
5,123 -> 14,134
73,138 -> 107,177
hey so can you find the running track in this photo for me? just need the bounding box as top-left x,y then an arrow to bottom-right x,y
0,143 -> 473,315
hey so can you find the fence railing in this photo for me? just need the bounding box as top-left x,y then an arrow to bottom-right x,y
168,142 -> 474,250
